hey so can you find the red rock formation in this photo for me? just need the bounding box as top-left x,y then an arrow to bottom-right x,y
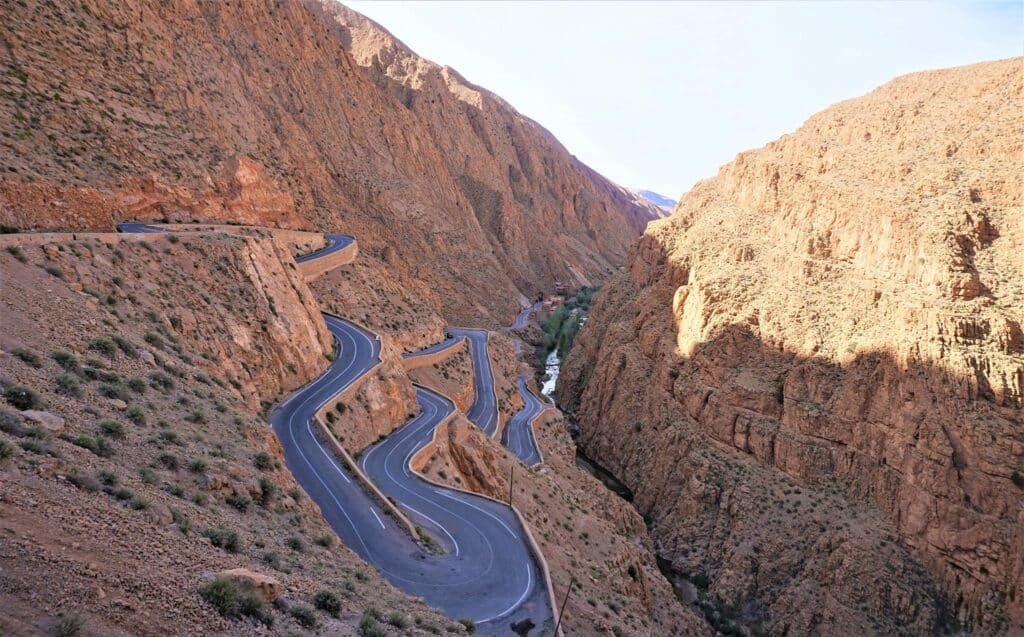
559,58 -> 1024,634
0,0 -> 657,324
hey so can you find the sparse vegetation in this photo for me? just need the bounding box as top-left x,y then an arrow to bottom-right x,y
55,372 -> 81,396
11,347 -> 42,368
203,527 -> 240,553
5,385 -> 43,410
0,438 -> 14,461
286,535 -> 305,552
126,406 -> 146,425
88,336 -> 118,357
253,451 -> 275,471
226,493 -> 251,512
313,590 -> 342,617
51,351 -> 82,375
6,245 -> 26,262
199,576 -> 272,626
290,603 -> 317,629
55,611 -> 85,637
72,434 -> 113,457
99,419 -> 125,439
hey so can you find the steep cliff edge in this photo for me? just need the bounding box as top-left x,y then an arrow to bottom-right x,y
559,58 -> 1023,634
0,0 -> 655,325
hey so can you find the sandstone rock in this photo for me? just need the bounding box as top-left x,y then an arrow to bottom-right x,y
108,399 -> 128,410
216,568 -> 280,603
20,410 -> 65,436
559,58 -> 1024,633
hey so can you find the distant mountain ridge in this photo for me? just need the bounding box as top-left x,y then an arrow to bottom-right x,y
635,189 -> 677,212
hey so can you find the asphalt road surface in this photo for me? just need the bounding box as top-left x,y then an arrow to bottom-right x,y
117,224 -> 353,264
501,375 -> 546,466
401,333 -> 464,359
116,222 -> 168,233
447,328 -> 499,436
293,232 -> 354,263
271,317 -> 550,630
511,302 -> 541,330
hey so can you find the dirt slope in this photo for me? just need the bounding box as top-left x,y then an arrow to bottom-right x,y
559,58 -> 1024,635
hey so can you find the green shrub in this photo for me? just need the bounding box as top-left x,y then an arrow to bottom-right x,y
6,245 -> 26,262
314,534 -> 333,548
313,590 -> 342,617
0,438 -> 14,461
55,372 -> 81,396
148,370 -> 174,392
139,466 -> 157,484
72,435 -> 113,458
188,457 -> 207,473
359,610 -> 387,637
55,611 -> 85,637
203,527 -> 240,553
387,611 -> 411,628
458,618 -> 476,633
129,496 -> 151,510
88,336 -> 117,357
253,451 -> 275,471
127,377 -> 147,394
51,351 -> 82,375
185,409 -> 205,424
199,576 -> 272,626
157,452 -> 179,470
286,535 -> 305,552
253,477 -> 274,507
5,385 -> 43,410
20,438 -> 57,456
126,406 -> 146,426
98,419 -> 124,439
290,603 -> 317,629
226,493 -> 251,513
98,383 -> 129,400
44,264 -> 64,278
111,335 -> 137,358
11,347 -> 42,368
96,469 -> 118,486
143,331 -> 164,348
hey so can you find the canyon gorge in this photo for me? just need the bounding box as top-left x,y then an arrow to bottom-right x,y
559,57 -> 1023,635
1,0 -> 1021,636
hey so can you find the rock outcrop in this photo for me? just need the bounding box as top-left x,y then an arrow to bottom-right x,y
0,0 -> 657,325
559,58 -> 1023,634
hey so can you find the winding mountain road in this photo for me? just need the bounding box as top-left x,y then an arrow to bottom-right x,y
273,317 -> 549,630
401,333 -> 464,359
117,224 -> 552,633
447,328 -> 500,437
501,376 -> 546,466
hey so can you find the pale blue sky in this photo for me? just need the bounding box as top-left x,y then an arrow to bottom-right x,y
347,1 -> 1023,199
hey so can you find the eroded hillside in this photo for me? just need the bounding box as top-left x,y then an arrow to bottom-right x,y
559,58 -> 1024,634
0,0 -> 657,326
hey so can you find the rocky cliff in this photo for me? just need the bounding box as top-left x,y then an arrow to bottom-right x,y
558,58 -> 1024,634
0,0 -> 657,326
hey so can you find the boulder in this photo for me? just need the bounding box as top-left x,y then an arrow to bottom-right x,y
20,410 -> 65,436
217,568 -> 280,603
